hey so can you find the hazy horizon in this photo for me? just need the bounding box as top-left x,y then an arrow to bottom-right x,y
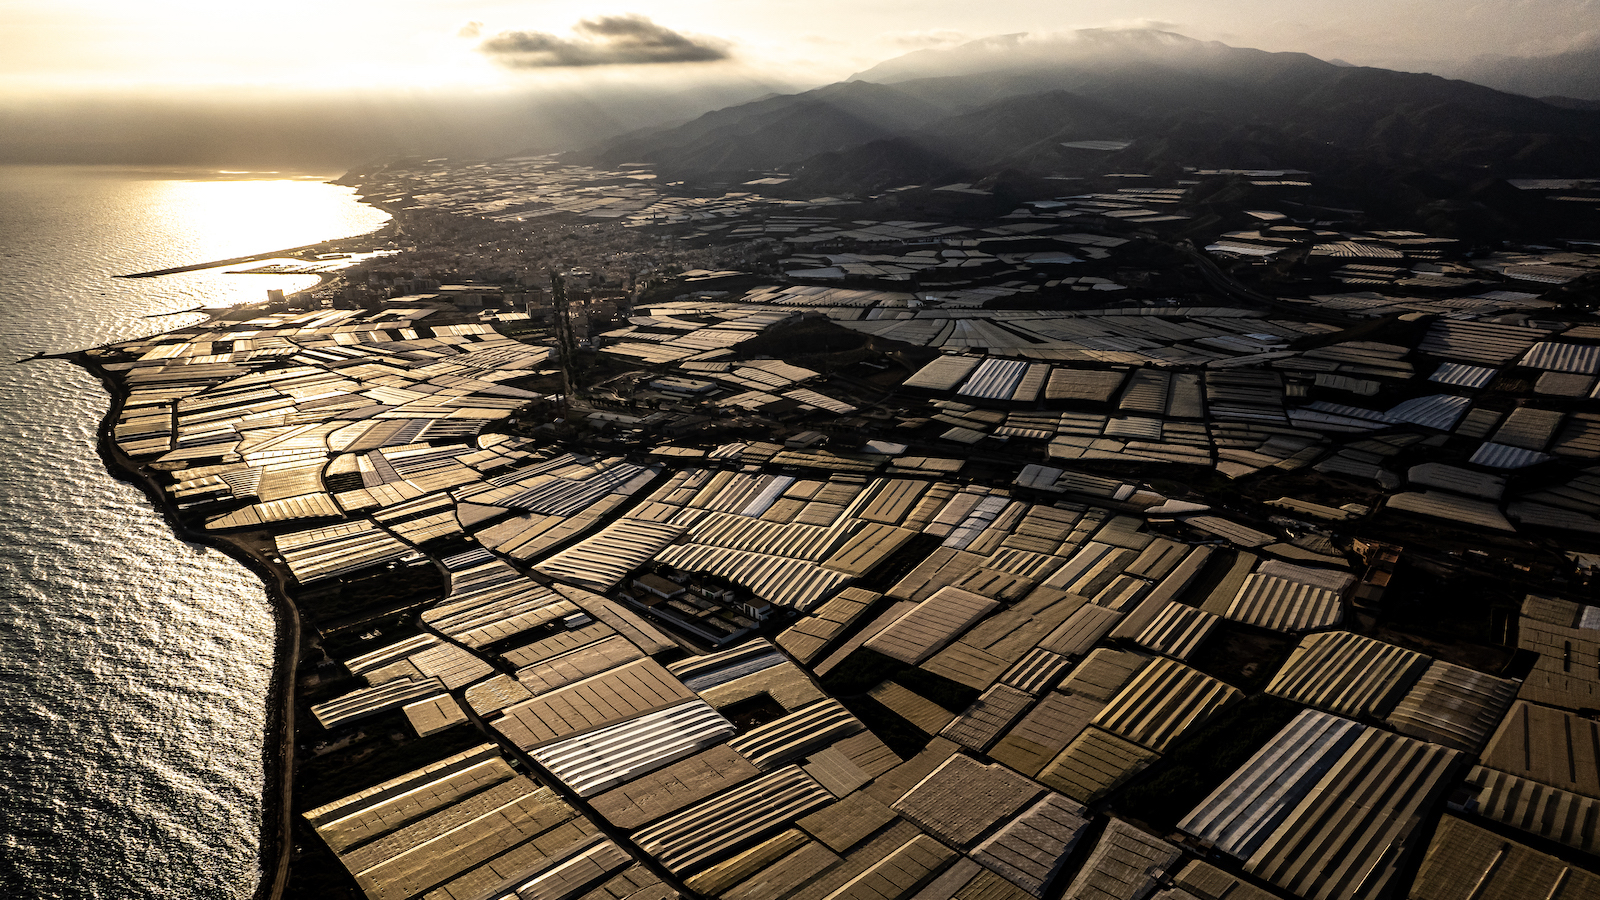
3,1 -> 1598,168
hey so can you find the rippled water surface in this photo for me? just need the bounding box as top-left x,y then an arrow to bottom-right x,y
0,166 -> 388,898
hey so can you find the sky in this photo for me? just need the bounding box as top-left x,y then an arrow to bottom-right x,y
4,0 -> 1598,95
1,1 -> 1596,168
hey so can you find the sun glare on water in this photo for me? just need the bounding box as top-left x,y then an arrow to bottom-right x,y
51,170 -> 397,308
143,175 -> 386,267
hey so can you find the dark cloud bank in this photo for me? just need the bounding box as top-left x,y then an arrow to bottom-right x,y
479,15 -> 730,68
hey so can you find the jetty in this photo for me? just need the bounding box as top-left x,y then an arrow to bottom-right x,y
116,240 -> 344,278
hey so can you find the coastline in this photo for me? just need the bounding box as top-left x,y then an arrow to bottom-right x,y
48,184 -> 399,899
69,344 -> 303,900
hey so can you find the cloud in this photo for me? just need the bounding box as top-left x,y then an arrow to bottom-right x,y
479,15 -> 730,68
887,30 -> 969,50
458,21 -> 483,39
1099,19 -> 1180,33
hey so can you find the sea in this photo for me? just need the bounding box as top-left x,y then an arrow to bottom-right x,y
0,165 -> 389,899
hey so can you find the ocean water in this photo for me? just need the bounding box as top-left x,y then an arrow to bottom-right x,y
0,166 -> 388,899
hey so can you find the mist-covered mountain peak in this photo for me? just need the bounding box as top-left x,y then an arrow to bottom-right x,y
846,28 -> 1263,84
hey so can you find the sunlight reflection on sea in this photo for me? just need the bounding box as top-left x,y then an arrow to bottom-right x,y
0,165 -> 388,899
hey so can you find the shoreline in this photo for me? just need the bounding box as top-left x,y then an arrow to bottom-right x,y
56,194 -> 400,900
69,345 -> 303,900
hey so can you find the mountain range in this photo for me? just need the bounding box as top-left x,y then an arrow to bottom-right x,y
583,29 -> 1600,218
1442,43 -> 1600,106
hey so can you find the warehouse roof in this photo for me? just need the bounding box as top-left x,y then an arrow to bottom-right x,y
1037,727 -> 1159,804
305,744 -> 509,851
1385,660 -> 1517,753
1242,728 -> 1460,900
1180,709 -> 1364,859
864,586 -> 999,664
532,518 -> 684,590
493,657 -> 695,751
823,833 -> 955,900
892,753 -> 1043,847
1517,596 -> 1600,710
728,698 -> 865,770
632,765 -> 834,873
588,744 -> 761,830
1480,700 -> 1600,798
867,681 -> 956,734
530,699 -> 735,797
1385,491 -> 1515,531
1093,657 -> 1242,753
1060,648 -> 1153,701
989,689 -> 1106,778
343,776 -> 593,900
1410,814 -> 1600,900
971,793 -> 1092,897
1224,573 -> 1343,632
796,790 -> 897,854
1266,631 -> 1430,719
1038,603 -> 1125,657
1171,861 -> 1286,900
1059,818 -> 1180,900
1406,462 -> 1507,500
1134,602 -> 1219,661
1461,765 -> 1600,856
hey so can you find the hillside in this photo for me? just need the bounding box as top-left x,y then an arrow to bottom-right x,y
581,28 -> 1600,207
1444,44 -> 1600,103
